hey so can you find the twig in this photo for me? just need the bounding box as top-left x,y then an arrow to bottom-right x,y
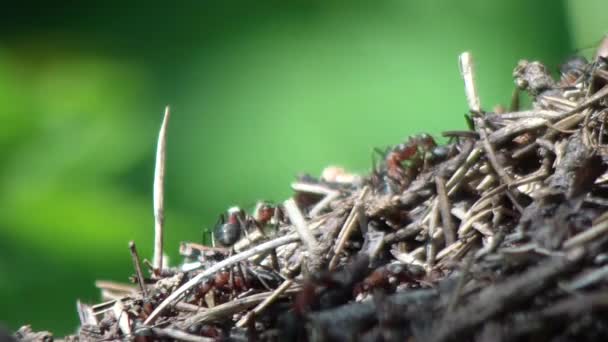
144,233 -> 301,325
445,251 -> 474,314
511,91 -> 602,157
76,300 -> 97,326
235,279 -> 294,327
291,182 -> 340,217
457,207 -> 493,237
430,249 -> 585,342
283,198 -> 318,254
145,327 -> 215,342
113,301 -> 131,336
435,176 -> 456,245
562,264 -> 608,291
426,201 -> 440,266
446,147 -> 482,193
563,219 -> 608,249
153,105 -> 170,271
128,241 -> 148,297
328,187 -> 369,270
180,287 -> 301,328
459,51 -> 481,113
95,281 -> 136,294
179,242 -> 228,257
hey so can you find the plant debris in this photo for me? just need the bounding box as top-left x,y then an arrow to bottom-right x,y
15,37 -> 608,341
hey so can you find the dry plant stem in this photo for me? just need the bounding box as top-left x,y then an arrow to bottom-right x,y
485,110 -> 560,120
283,198 -> 318,254
291,182 -> 339,217
113,301 -> 131,336
477,120 -> 512,184
180,242 -> 228,256
144,233 -> 301,325
512,83 -> 608,157
459,51 -> 481,113
563,219 -> 608,249
457,207 -> 493,237
435,176 -> 456,245
563,264 -> 608,291
146,327 -> 215,342
128,241 -> 148,297
153,105 -> 170,271
181,288 -> 300,327
235,279 -> 294,328
175,302 -> 203,312
430,249 -> 585,342
77,300 -> 97,326
513,112 -> 586,158
445,251 -> 474,314
95,281 -> 136,294
446,148 -> 482,193
426,202 -> 440,266
329,187 -> 369,270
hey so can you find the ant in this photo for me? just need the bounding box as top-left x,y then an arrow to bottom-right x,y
558,55 -> 589,88
372,133 -> 446,194
213,207 -> 248,247
213,202 -> 284,248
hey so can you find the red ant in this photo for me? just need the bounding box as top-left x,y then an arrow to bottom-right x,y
194,262 -> 283,307
372,133 -> 442,194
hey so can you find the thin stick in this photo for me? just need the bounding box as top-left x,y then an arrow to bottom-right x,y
563,219 -> 608,249
146,327 -> 215,342
128,241 -> 148,297
446,147 -> 482,192
235,279 -> 294,328
426,201 -> 440,266
328,187 -> 369,270
180,287 -> 301,328
445,251 -> 474,314
435,177 -> 456,245
76,300 -> 98,326
95,281 -> 137,294
291,182 -> 339,217
310,190 -> 339,218
113,301 -> 131,336
459,51 -> 481,113
144,233 -> 301,325
283,199 -> 318,253
153,106 -> 170,271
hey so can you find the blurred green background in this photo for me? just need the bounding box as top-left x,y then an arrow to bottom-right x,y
0,0 -> 605,335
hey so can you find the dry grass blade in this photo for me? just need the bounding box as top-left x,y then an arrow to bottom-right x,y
153,105 -> 170,271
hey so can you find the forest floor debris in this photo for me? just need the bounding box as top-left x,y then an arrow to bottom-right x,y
15,38 -> 608,341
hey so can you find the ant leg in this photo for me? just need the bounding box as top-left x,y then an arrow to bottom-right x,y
510,87 -> 520,112
252,218 -> 267,238
229,265 -> 236,299
235,214 -> 253,244
246,266 -> 273,291
270,249 -> 280,272
238,262 -> 251,289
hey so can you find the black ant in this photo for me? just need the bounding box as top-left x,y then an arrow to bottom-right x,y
213,207 -> 248,247
558,55 -> 589,88
212,202 -> 284,248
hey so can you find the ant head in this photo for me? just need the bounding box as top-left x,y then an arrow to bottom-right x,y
415,133 -> 437,149
226,206 -> 245,224
254,201 -> 275,224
